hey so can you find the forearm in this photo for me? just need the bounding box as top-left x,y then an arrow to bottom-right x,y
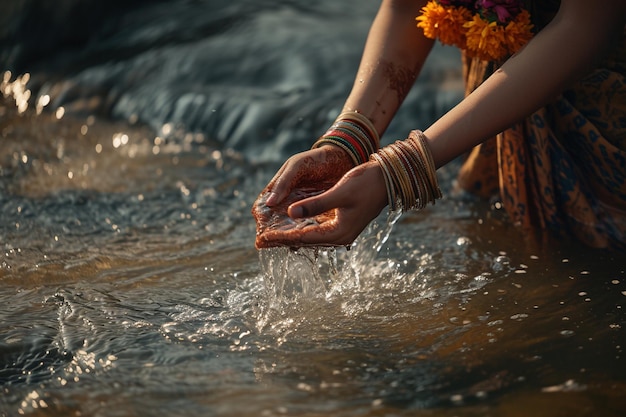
343,0 -> 434,136
424,0 -> 626,168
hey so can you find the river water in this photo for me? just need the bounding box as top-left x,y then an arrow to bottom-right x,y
1,1 -> 625,416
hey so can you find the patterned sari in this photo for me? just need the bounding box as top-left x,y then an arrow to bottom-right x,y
456,1 -> 626,250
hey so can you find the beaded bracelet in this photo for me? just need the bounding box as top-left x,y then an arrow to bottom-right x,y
312,111 -> 380,166
370,130 -> 442,212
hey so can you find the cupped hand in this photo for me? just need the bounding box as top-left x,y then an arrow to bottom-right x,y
254,160 -> 388,248
252,145 -> 354,248
262,145 -> 354,208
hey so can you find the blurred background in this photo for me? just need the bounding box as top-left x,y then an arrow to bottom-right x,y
0,0 -> 463,162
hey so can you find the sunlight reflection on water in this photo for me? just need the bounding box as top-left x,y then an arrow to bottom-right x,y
2,24 -> 626,417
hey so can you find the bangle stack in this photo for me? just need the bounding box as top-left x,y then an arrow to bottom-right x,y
312,111 -> 380,166
370,130 -> 442,212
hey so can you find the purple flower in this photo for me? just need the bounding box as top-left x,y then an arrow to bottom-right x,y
438,0 -> 476,8
477,0 -> 522,22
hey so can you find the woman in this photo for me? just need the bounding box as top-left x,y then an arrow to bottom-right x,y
252,0 -> 626,251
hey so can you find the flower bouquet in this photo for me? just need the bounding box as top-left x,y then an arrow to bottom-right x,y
417,0 -> 534,61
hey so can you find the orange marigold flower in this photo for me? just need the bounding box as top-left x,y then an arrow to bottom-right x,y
417,2 -> 534,62
464,14 -> 508,61
503,9 -> 534,54
416,1 -> 472,49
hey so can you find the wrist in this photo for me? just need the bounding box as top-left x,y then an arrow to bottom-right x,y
312,111 -> 380,166
370,130 -> 442,212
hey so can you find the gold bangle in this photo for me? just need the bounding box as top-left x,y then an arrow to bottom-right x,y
370,130 -> 442,213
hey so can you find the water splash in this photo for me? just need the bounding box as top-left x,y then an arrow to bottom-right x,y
343,209 -> 402,288
255,210 -> 402,330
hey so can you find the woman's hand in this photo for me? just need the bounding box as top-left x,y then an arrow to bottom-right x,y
262,145 -> 354,208
254,161 -> 388,248
252,145 -> 354,248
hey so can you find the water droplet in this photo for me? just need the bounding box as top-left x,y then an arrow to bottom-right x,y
450,394 -> 463,404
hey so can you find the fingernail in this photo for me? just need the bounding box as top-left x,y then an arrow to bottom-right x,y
289,205 -> 307,218
266,192 -> 278,206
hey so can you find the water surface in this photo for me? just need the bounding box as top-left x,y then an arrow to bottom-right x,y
1,1 -> 625,416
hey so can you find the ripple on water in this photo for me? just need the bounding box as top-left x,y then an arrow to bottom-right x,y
2,68 -> 626,416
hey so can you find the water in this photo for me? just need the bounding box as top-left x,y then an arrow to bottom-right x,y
1,1 -> 626,416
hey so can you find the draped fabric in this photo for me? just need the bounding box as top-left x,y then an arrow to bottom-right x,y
456,3 -> 626,250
